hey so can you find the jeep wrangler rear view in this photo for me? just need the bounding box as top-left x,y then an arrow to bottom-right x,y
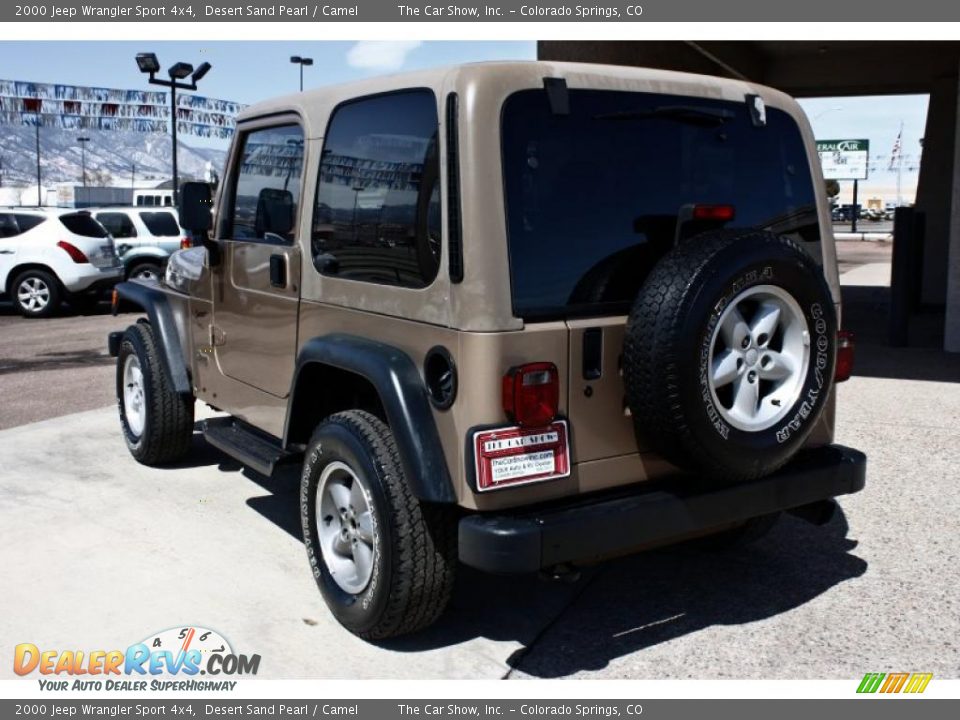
108,62 -> 866,639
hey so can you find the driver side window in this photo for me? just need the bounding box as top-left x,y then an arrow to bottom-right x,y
227,123 -> 304,244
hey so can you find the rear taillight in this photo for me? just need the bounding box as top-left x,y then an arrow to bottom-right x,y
502,362 -> 560,427
57,240 -> 89,264
692,204 -> 736,222
180,236 -> 192,249
835,330 -> 855,382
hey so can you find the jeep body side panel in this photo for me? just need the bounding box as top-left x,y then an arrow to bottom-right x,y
113,280 -> 192,395
284,333 -> 456,504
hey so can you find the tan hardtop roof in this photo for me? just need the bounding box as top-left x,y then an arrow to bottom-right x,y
237,60 -> 796,137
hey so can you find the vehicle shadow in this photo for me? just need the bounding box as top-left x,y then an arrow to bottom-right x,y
496,511 -> 866,677
221,429 -> 866,674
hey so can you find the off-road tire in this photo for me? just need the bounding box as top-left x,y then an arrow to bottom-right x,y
301,410 -> 457,640
623,230 -> 837,483
116,321 -> 195,465
11,269 -> 61,318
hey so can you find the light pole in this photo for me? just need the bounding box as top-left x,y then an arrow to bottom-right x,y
290,55 -> 313,92
135,53 -> 211,206
35,123 -> 41,206
77,136 -> 90,187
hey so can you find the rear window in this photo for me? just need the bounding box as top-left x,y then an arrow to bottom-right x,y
59,212 -> 108,238
139,211 -> 181,237
501,89 -> 819,320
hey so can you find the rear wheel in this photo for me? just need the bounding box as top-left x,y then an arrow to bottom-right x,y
116,322 -> 194,465
301,410 -> 457,639
128,261 -> 162,283
12,269 -> 61,318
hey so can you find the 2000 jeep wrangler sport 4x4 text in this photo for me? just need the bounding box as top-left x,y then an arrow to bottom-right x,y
108,61 -> 866,639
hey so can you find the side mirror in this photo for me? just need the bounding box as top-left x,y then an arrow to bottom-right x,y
179,182 -> 213,233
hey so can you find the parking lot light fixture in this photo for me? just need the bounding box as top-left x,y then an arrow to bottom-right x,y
290,55 -> 313,92
134,53 -> 212,206
135,53 -> 160,74
168,62 -> 194,80
77,136 -> 90,188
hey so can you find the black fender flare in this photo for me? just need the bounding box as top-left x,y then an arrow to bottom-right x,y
284,334 -> 456,504
107,281 -> 192,396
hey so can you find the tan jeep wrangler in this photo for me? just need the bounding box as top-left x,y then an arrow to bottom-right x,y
108,61 -> 865,639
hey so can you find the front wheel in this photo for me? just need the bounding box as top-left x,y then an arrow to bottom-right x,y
128,261 -> 162,283
301,410 -> 456,639
116,322 -> 194,465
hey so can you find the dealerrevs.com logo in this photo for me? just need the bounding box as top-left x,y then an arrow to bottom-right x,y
14,626 -> 260,691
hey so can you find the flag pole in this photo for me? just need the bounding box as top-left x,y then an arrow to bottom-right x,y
897,121 -> 904,207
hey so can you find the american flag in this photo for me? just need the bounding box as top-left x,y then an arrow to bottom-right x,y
889,125 -> 903,171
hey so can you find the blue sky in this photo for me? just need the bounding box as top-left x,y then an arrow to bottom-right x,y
0,41 -> 536,102
0,41 -> 929,202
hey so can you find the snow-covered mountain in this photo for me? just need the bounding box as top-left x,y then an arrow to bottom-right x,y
0,125 -> 228,187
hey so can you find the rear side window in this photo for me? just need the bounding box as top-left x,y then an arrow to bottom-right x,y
0,213 -> 45,238
0,214 -> 18,238
227,123 -> 304,243
501,89 -> 819,320
311,89 -> 442,289
97,212 -> 138,238
59,212 -> 108,238
15,214 -> 46,233
139,211 -> 181,237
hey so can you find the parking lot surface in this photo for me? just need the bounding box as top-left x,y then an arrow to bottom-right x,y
2,240 -> 959,679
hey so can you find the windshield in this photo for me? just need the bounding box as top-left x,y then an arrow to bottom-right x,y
501,89 -> 820,320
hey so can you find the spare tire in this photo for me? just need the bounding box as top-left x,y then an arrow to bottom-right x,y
623,230 -> 837,482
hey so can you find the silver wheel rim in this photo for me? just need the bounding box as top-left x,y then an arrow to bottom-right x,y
708,284 -> 810,432
122,354 -> 146,437
17,277 -> 51,313
316,461 -> 375,595
132,266 -> 158,282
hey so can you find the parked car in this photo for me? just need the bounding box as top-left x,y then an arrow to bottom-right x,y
0,207 -> 122,317
109,61 -> 866,639
90,207 -> 189,282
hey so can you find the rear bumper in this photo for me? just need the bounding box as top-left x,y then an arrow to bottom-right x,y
63,268 -> 123,294
458,444 -> 866,574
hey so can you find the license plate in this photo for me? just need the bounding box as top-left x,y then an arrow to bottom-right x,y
472,421 -> 570,492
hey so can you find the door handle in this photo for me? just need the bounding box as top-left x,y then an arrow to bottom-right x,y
269,254 -> 287,288
582,327 -> 603,380
0,250 -> 14,255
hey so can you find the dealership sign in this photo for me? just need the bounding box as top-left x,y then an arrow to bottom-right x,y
816,138 -> 870,180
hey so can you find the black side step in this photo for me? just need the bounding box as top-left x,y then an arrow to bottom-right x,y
202,417 -> 299,477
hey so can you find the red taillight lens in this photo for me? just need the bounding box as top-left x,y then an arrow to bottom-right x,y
180,236 -> 192,249
502,362 -> 560,427
692,204 -> 736,222
835,330 -> 855,382
57,240 -> 89,264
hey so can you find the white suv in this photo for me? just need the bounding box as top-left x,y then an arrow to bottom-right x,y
91,207 -> 187,282
0,208 -> 122,318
